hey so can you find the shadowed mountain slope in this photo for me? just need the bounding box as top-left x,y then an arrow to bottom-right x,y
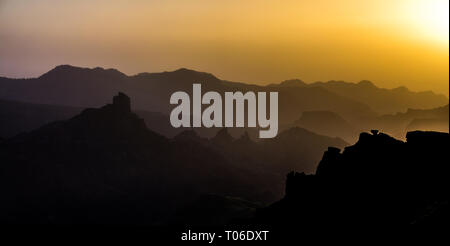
255,130 -> 449,235
0,65 -> 377,126
0,93 -> 350,225
0,99 -> 83,138
0,93 -> 270,224
291,110 -> 359,143
173,194 -> 262,226
172,127 -> 348,202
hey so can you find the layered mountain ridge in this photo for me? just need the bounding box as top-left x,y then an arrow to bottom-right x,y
0,93 -> 348,224
1,65 -> 447,122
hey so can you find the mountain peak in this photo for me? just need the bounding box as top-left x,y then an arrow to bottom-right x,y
235,131 -> 252,144
134,68 -> 220,84
44,64 -> 80,74
112,92 -> 131,113
171,68 -> 219,81
268,79 -> 306,87
358,80 -> 375,87
39,65 -> 126,79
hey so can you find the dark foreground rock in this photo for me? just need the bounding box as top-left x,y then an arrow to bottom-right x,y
255,130 -> 449,231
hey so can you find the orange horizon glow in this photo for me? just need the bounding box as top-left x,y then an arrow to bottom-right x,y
0,0 -> 448,95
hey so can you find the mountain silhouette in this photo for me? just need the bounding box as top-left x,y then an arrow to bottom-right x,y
206,127 -> 348,177
2,65 -> 447,142
376,104 -> 449,139
291,110 -> 359,142
0,93 -> 274,224
0,65 -> 380,127
10,92 -> 164,144
178,126 -> 349,201
407,118 -> 449,133
268,79 -> 307,87
270,79 -> 448,114
259,127 -> 348,174
173,194 -> 262,226
0,93 -> 351,225
0,90 -> 448,235
255,130 -> 449,235
0,97 -> 190,139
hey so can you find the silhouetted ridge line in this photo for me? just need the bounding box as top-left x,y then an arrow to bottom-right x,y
255,130 -> 449,231
0,93 -> 276,225
211,128 -> 234,146
40,64 -> 126,79
9,92 -> 163,144
0,65 -> 446,119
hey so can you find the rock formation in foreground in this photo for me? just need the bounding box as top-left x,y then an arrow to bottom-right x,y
256,130 -> 449,229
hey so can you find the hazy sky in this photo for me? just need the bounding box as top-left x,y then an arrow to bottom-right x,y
0,0 -> 448,95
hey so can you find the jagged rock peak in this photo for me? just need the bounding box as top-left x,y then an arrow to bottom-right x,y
112,92 -> 131,113
406,130 -> 449,144
357,130 -> 400,144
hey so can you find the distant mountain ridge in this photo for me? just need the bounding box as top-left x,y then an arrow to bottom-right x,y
255,130 -> 449,234
0,65 -> 375,125
376,104 -> 449,138
291,110 -> 359,142
270,79 -> 448,114
0,93 -> 266,224
1,65 -> 447,125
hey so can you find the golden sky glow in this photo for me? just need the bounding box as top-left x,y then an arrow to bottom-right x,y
0,0 -> 448,95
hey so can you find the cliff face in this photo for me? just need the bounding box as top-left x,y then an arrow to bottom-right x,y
258,130 -> 449,228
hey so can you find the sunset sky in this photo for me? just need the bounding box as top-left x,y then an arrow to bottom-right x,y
0,0 -> 448,95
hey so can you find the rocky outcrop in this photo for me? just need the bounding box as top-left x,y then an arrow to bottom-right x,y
257,130 -> 449,229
